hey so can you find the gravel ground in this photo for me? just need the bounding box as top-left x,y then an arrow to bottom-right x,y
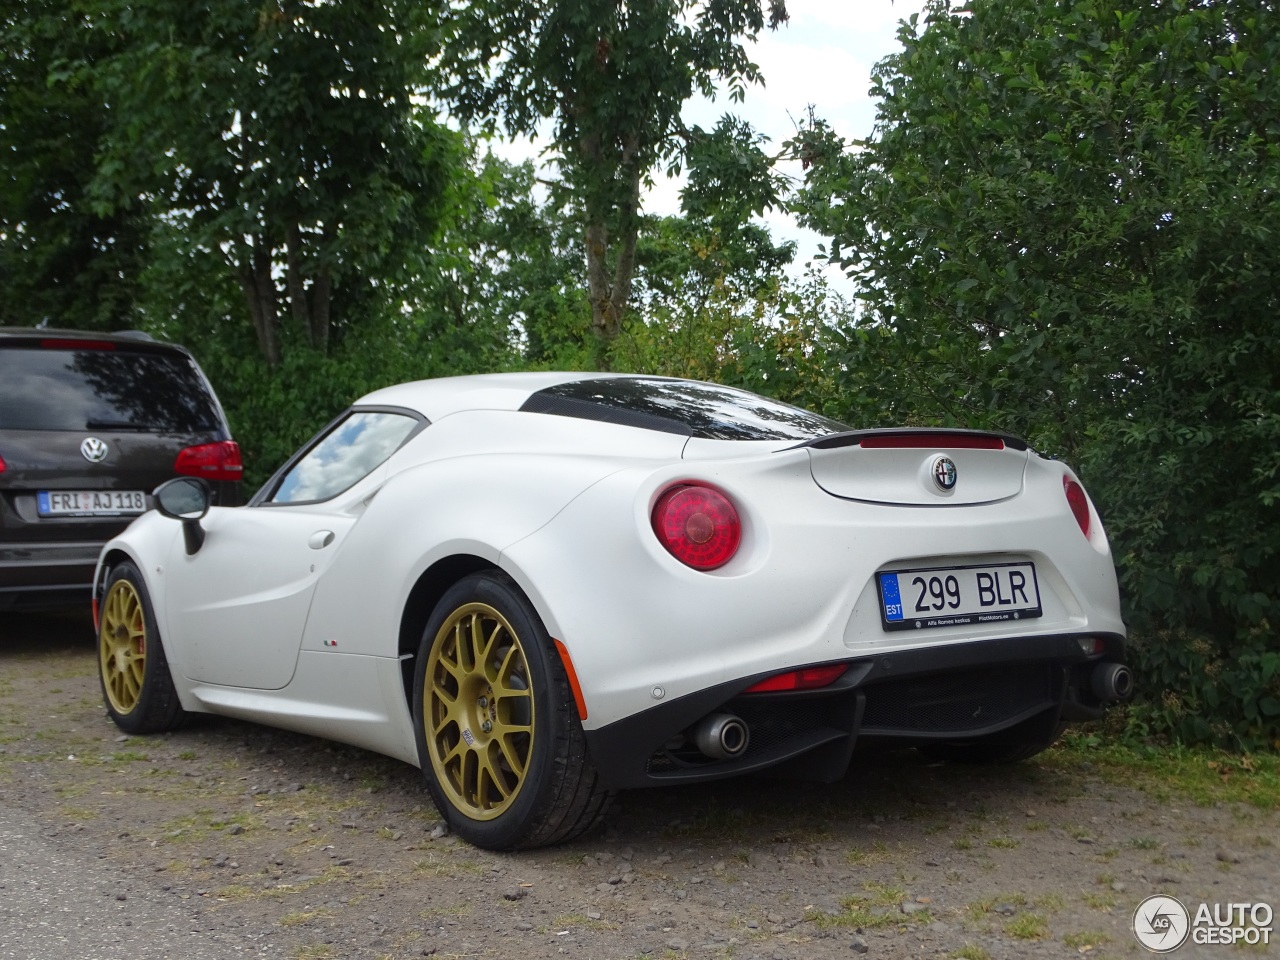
1,610 -> 1277,960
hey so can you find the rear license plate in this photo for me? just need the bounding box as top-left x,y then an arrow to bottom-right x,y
877,562 -> 1042,632
37,490 -> 147,517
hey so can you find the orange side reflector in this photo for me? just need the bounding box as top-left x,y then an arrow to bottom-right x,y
553,639 -> 588,722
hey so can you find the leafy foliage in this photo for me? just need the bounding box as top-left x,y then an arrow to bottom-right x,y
81,0 -> 454,363
0,1 -> 147,328
436,0 -> 790,351
793,0 -> 1280,747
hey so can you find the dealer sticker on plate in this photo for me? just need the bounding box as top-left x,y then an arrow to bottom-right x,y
878,561 -> 1042,631
37,490 -> 146,517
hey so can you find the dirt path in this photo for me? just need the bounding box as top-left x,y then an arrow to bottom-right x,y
2,612 -> 1276,960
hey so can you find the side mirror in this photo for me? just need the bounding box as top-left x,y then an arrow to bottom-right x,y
153,477 -> 211,555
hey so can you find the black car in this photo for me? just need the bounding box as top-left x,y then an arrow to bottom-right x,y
0,328 -> 242,610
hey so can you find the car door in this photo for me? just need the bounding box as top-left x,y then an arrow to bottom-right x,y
162,408 -> 424,689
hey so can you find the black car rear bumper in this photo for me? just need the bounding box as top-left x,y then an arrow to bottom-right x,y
583,632 -> 1127,790
0,541 -> 100,610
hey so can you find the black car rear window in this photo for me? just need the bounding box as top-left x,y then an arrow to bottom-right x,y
0,344 -> 222,433
520,377 -> 847,441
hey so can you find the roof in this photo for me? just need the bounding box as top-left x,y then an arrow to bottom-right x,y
355,372 -> 621,422
0,327 -> 187,354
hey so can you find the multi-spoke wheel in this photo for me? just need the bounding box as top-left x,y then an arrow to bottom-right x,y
98,561 -> 185,734
413,571 -> 609,850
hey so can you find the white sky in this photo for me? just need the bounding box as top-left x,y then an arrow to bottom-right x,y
490,0 -> 929,295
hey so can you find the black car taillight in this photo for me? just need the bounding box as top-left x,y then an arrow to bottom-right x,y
40,338 -> 116,350
175,441 -> 243,483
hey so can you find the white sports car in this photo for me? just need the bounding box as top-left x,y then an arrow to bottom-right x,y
93,373 -> 1130,849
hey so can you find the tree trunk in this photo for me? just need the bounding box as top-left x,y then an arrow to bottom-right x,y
237,241 -> 280,366
584,142 -> 644,352
285,223 -> 311,343
586,219 -> 616,341
310,264 -> 332,352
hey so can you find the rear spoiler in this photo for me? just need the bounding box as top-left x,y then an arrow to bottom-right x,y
791,428 -> 1029,452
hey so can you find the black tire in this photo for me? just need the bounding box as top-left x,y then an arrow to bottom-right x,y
98,561 -> 186,734
412,571 -> 610,850
918,713 -> 1066,765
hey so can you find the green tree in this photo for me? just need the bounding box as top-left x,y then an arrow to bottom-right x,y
794,0 -> 1280,746
82,0 -> 453,365
0,0 -> 146,328
437,0 -> 790,355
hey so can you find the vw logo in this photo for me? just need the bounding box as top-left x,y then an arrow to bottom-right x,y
932,456 -> 957,491
80,437 -> 109,463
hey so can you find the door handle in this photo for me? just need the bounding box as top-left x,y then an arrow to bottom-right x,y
309,530 -> 335,550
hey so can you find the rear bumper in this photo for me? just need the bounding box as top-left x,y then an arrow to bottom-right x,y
0,541 -> 100,610
583,631 -> 1127,790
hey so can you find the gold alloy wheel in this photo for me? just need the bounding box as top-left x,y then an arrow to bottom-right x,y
100,579 -> 146,715
424,602 -> 535,820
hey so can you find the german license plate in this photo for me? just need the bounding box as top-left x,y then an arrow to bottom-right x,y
877,562 -> 1042,631
37,490 -> 146,517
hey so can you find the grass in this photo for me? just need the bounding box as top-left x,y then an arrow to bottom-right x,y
809,881 -> 927,931
1081,891 -> 1117,911
967,894 -> 1027,921
1004,913 -> 1050,940
845,841 -> 891,866
1046,735 -> 1280,810
950,947 -> 990,960
216,866 -> 347,902
986,836 -> 1020,849
1063,931 -> 1111,950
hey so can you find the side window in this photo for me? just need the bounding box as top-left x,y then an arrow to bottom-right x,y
270,411 -> 419,505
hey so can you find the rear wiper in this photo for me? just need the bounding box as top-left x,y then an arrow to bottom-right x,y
85,419 -> 147,431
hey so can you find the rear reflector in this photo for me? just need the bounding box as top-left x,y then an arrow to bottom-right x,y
553,639 -> 588,721
174,441 -> 243,482
744,663 -> 849,693
860,433 -> 1004,450
0,452 -> 5,475
40,338 -> 117,350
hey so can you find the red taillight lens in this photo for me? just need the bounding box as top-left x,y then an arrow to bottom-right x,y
174,441 -> 243,482
651,484 -> 741,570
0,452 -> 6,474
1064,476 -> 1091,539
745,663 -> 849,693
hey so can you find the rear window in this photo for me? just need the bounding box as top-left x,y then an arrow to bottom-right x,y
0,344 -> 222,433
520,377 -> 847,441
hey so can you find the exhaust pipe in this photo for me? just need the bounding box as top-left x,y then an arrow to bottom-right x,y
692,713 -> 750,760
1091,662 -> 1134,702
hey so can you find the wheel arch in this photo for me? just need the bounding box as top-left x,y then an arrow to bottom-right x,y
94,546 -> 146,629
397,553 -> 501,705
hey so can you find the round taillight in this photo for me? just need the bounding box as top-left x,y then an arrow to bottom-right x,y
651,484 -> 741,571
1063,476 -> 1091,539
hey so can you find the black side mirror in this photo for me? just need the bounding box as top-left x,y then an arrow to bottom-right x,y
153,477 -> 211,555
